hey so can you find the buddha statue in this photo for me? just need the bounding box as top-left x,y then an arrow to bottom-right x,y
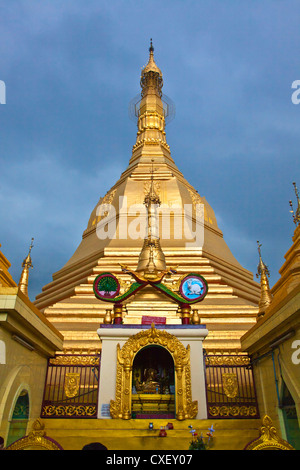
135,368 -> 160,394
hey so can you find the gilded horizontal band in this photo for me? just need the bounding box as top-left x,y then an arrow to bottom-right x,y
41,404 -> 97,417
49,356 -> 100,366
208,405 -> 258,417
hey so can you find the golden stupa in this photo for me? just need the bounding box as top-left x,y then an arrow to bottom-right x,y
34,41 -> 260,354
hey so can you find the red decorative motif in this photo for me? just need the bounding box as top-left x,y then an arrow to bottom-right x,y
142,316 -> 166,325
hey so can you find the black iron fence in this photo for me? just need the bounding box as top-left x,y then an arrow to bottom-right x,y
204,354 -> 259,419
40,355 -> 100,419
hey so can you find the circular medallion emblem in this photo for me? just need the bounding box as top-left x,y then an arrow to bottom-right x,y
179,274 -> 207,302
93,273 -> 120,299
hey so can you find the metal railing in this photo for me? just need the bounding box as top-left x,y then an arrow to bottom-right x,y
40,355 -> 100,419
204,354 -> 259,419
40,352 -> 259,420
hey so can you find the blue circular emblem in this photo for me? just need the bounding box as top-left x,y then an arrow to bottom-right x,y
179,274 -> 207,302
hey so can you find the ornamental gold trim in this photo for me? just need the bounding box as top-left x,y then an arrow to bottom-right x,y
110,324 -> 197,421
245,415 -> 295,450
49,355 -> 99,366
222,373 -> 238,399
6,419 -> 63,450
41,404 -> 97,418
64,372 -> 80,398
168,273 -> 188,294
205,354 -> 251,366
208,405 -> 258,418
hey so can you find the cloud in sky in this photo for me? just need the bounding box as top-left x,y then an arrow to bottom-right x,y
0,0 -> 299,300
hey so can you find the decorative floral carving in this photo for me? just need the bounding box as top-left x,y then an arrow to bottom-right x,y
205,354 -> 251,366
41,404 -> 96,418
6,419 -> 63,450
244,415 -> 295,450
208,405 -> 258,418
49,355 -> 99,366
222,373 -> 238,399
64,372 -> 80,398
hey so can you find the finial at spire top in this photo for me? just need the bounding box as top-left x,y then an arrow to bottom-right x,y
256,240 -> 270,278
257,240 -> 262,259
140,39 -> 163,85
18,237 -> 34,297
289,181 -> 300,226
256,240 -> 272,320
28,237 -> 34,254
149,38 -> 154,53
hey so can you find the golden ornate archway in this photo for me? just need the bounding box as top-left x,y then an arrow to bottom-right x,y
244,415 -> 295,450
6,418 -> 63,450
110,324 -> 198,420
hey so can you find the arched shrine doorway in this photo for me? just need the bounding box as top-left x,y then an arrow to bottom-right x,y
132,345 -> 175,418
109,325 -> 198,420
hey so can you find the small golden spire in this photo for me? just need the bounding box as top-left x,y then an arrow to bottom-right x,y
18,238 -> 34,297
136,161 -> 166,277
256,241 -> 272,320
289,181 -> 300,226
144,160 -> 161,213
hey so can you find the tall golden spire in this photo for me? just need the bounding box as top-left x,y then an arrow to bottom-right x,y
130,40 -> 172,165
136,160 -> 166,279
256,241 -> 272,320
289,181 -> 300,227
18,238 -> 34,297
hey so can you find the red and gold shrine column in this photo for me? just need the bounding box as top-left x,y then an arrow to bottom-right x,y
113,303 -> 123,324
181,304 -> 191,325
